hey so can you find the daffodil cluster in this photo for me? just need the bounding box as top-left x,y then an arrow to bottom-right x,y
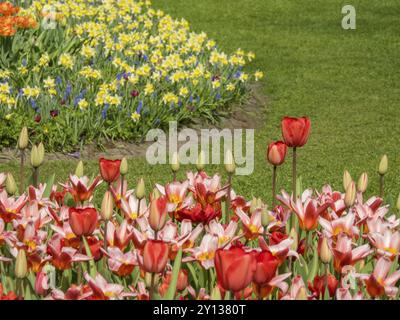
0,0 -> 263,151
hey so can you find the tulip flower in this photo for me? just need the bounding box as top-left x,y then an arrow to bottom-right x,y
5,173 -> 16,196
68,207 -> 98,237
149,196 -> 168,233
105,220 -> 133,250
266,141 -> 287,206
135,178 -> 145,200
99,158 -> 121,184
141,240 -> 169,273
0,191 -> 27,223
364,257 -> 400,298
318,236 -> 332,264
102,247 -> 137,276
253,249 -> 279,286
357,172 -> 368,193
332,234 -> 371,273
34,269 -> 49,296
344,181 -> 356,208
214,245 -> 256,292
291,197 -> 330,231
188,234 -> 219,269
368,229 -> 400,260
281,116 -> 311,226
343,170 -> 352,191
308,274 -> 338,299
61,175 -> 102,204
75,161 -> 84,177
49,285 -> 92,300
84,272 -> 132,300
15,249 -> 28,279
236,208 -> 264,240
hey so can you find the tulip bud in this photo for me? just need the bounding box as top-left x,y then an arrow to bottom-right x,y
249,197 -> 258,213
5,173 -> 17,195
30,145 -> 40,168
101,191 -> 114,221
15,249 -> 28,279
18,126 -> 29,150
170,151 -> 180,172
295,287 -> 308,300
343,170 -> 352,191
135,178 -> 145,200
211,286 -> 222,300
149,197 -> 168,231
357,172 -> 368,193
344,181 -> 356,207
120,157 -> 128,176
196,150 -> 205,171
38,142 -> 45,161
261,208 -> 270,227
396,193 -> 400,211
319,237 -> 332,264
224,149 -> 235,174
75,160 -> 84,177
289,227 -> 298,251
378,155 -> 388,175
151,187 -> 161,200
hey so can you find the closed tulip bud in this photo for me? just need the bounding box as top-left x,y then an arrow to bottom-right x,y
211,287 -> 222,300
397,193 -> 400,211
289,227 -> 298,251
266,141 -> 287,166
261,208 -> 270,227
319,237 -> 332,264
15,249 -> 28,279
378,155 -> 388,175
344,181 -> 356,207
101,191 -> 114,221
295,287 -> 308,300
224,149 -> 235,174
38,142 -> 45,161
149,197 -> 168,231
357,172 -> 368,193
5,173 -> 16,195
170,151 -> 180,172
343,170 -> 352,191
196,150 -> 205,171
30,145 -> 41,168
120,157 -> 128,176
18,126 -> 29,150
135,178 -> 145,200
75,160 -> 84,177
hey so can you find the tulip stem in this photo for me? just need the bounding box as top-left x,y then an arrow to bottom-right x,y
33,167 -> 39,188
103,221 -> 108,251
120,176 -> 124,199
149,272 -> 156,300
226,174 -> 232,222
379,174 -> 384,198
324,263 -> 329,300
272,166 -> 277,207
19,150 -> 25,194
292,147 -> 297,199
173,171 -> 176,182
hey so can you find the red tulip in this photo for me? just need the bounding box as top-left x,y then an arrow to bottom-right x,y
253,250 -> 279,286
149,196 -> 168,231
214,246 -> 256,292
308,274 -> 338,299
266,141 -> 287,166
142,240 -> 169,273
68,207 -> 98,237
99,158 -> 121,183
281,117 -> 311,147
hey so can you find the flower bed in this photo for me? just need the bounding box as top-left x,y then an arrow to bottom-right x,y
0,0 -> 261,152
0,116 -> 399,300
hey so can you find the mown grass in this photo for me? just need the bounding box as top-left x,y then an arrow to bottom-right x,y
0,0 -> 399,205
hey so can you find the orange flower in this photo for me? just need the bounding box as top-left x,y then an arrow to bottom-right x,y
14,16 -> 38,29
0,2 -> 20,17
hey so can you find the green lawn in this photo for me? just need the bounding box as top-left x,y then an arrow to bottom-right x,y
1,0 -> 399,204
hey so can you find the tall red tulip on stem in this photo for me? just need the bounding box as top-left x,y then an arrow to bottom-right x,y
214,246 -> 256,296
99,158 -> 121,184
266,141 -> 287,207
142,240 -> 169,299
281,117 -> 311,228
68,207 -> 98,237
99,158 -> 121,252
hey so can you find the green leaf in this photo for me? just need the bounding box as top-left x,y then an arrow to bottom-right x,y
164,247 -> 183,300
307,245 -> 319,282
82,236 -> 97,277
186,261 -> 199,290
42,173 -> 55,198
